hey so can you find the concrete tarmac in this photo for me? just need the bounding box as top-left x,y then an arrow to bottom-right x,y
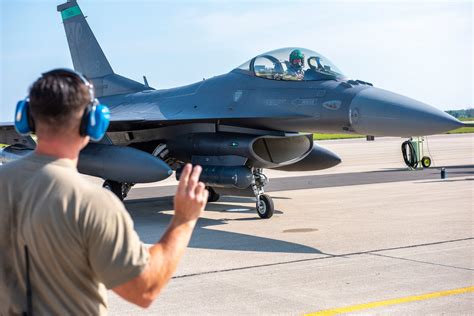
107,134 -> 473,315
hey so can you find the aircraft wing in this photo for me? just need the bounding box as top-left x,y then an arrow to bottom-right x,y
105,104 -> 170,131
108,106 -> 167,122
0,123 -> 36,148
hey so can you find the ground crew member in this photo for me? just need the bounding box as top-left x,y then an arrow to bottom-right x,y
0,69 -> 208,314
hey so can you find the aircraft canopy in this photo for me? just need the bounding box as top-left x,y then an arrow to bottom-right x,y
236,47 -> 344,81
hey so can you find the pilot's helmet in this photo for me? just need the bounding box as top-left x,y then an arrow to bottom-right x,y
289,49 -> 305,69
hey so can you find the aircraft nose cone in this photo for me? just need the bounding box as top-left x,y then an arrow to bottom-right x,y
349,87 -> 463,137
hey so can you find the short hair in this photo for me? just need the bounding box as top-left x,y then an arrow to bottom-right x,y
28,71 -> 91,130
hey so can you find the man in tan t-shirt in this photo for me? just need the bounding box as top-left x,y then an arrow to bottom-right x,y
0,69 -> 208,315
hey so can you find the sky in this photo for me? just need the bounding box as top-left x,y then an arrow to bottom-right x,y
0,0 -> 472,122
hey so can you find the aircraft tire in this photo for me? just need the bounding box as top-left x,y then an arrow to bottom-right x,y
206,187 -> 220,203
421,156 -> 432,168
103,180 -> 125,201
256,194 -> 274,219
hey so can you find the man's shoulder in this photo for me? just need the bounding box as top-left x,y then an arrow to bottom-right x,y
0,155 -> 36,181
0,154 -> 125,211
79,183 -> 132,237
76,178 -> 127,216
60,173 -> 122,208
48,172 -> 128,227
85,184 -> 123,207
0,153 -> 75,179
0,156 -> 26,173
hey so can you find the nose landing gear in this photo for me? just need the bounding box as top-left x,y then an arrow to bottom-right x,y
256,194 -> 274,219
251,168 -> 274,219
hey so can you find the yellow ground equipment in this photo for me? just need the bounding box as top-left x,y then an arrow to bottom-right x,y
401,137 -> 432,170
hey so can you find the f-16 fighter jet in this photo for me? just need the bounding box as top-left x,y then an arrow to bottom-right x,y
0,0 -> 463,218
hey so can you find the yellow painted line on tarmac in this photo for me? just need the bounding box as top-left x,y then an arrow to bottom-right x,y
304,286 -> 474,316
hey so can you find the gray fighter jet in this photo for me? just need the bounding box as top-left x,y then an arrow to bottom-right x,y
0,0 -> 464,218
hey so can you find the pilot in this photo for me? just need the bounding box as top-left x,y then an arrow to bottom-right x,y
0,70 -> 208,314
287,49 -> 305,80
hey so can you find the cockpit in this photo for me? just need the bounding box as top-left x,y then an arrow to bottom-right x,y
235,47 -> 345,81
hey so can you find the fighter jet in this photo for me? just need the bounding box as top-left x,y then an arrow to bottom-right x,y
0,0 -> 464,218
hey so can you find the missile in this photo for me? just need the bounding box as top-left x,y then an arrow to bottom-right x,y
176,165 -> 253,189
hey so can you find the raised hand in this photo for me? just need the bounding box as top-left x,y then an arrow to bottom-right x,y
173,164 -> 208,224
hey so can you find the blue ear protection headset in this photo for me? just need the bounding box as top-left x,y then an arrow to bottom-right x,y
14,68 -> 110,141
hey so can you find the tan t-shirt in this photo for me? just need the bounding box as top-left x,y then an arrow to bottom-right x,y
0,152 -> 150,315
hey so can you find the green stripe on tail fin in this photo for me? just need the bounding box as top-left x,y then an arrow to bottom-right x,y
61,5 -> 81,20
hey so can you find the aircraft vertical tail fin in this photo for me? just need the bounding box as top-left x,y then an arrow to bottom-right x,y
57,1 -> 152,97
57,0 -> 113,78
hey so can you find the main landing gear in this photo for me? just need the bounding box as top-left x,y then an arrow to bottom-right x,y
103,180 -> 134,201
251,168 -> 274,219
206,186 -> 220,202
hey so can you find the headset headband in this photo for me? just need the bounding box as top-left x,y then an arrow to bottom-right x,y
41,68 -> 96,106
15,68 -> 110,141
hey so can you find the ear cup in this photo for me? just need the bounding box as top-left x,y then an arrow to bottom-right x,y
82,103 -> 110,141
14,99 -> 35,135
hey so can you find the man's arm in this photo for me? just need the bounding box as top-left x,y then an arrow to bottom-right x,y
112,164 -> 208,308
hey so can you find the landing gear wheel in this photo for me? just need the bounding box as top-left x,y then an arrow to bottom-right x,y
103,180 -> 130,201
421,156 -> 431,168
206,187 -> 220,203
256,194 -> 274,219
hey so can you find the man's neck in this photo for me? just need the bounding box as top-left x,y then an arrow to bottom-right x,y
35,137 -> 82,165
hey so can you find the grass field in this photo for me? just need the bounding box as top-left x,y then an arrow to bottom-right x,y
447,118 -> 474,134
313,133 -> 365,140
446,126 -> 474,134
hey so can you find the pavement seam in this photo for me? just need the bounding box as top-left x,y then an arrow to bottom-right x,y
366,252 -> 474,271
172,237 -> 473,279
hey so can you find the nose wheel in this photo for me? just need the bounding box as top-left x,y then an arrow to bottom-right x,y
251,168 -> 274,219
256,194 -> 274,219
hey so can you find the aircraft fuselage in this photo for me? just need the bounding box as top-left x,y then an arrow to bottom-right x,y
101,70 -> 461,138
